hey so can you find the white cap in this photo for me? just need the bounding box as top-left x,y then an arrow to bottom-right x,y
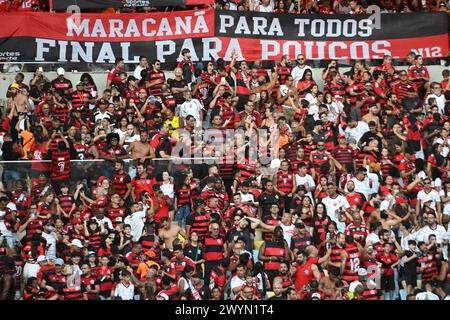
415,292 -> 440,300
37,255 -> 47,263
56,67 -> 65,76
270,158 -> 281,169
349,281 -> 362,293
70,239 -> 84,248
358,268 -> 368,277
311,292 -> 321,300
157,293 -> 169,300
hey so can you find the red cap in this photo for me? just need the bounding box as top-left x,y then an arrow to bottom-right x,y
73,219 -> 82,225
396,197 -> 408,204
95,198 -> 108,207
338,134 -> 346,139
32,0 -> 40,5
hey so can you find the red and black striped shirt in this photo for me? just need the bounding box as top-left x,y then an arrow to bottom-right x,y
107,206 -> 125,228
276,172 -> 294,194
51,149 -> 70,181
58,194 -> 74,216
112,171 -> 131,198
175,188 -> 191,208
204,236 -> 225,262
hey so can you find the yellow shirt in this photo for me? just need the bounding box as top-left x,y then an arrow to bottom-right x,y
165,117 -> 180,135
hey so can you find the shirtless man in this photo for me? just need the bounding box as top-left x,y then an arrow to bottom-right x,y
158,217 -> 186,250
318,269 -> 340,299
276,74 -> 300,121
251,71 -> 279,97
127,131 -> 155,162
8,84 -> 31,115
362,104 -> 381,131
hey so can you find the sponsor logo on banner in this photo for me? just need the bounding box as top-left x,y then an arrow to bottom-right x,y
121,0 -> 152,7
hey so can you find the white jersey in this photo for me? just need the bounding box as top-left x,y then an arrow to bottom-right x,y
414,225 -> 448,245
280,223 -> 296,245
42,232 -> 58,260
179,99 -> 203,126
321,195 -> 350,232
114,282 -> 135,300
417,189 -> 440,211
291,65 -> 313,86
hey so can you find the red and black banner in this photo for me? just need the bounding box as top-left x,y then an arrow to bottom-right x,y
0,9 -> 448,63
51,0 -> 214,10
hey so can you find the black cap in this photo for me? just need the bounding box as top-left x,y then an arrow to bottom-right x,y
44,221 -> 55,227
193,198 -> 205,207
295,222 -> 306,229
314,120 -> 323,126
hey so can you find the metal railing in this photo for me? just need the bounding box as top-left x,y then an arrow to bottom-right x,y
0,157 -> 220,189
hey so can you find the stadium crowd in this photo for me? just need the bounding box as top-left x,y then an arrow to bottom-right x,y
0,45 -> 449,301
1,0 -> 450,13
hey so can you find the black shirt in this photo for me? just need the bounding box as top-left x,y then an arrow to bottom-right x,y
403,249 -> 418,275
358,131 -> 382,150
402,97 -> 423,114
167,78 -> 188,105
183,244 -> 204,263
258,191 -> 281,217
155,137 -> 173,158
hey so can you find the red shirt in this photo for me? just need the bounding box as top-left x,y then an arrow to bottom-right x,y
50,149 -> 70,181
131,176 -> 156,201
235,111 -> 262,127
345,192 -> 364,207
376,252 -> 398,276
152,196 -> 170,222
294,262 -> 315,291
107,67 -> 122,85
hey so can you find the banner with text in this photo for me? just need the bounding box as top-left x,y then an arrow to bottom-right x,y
51,0 -> 214,11
0,10 -> 447,63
